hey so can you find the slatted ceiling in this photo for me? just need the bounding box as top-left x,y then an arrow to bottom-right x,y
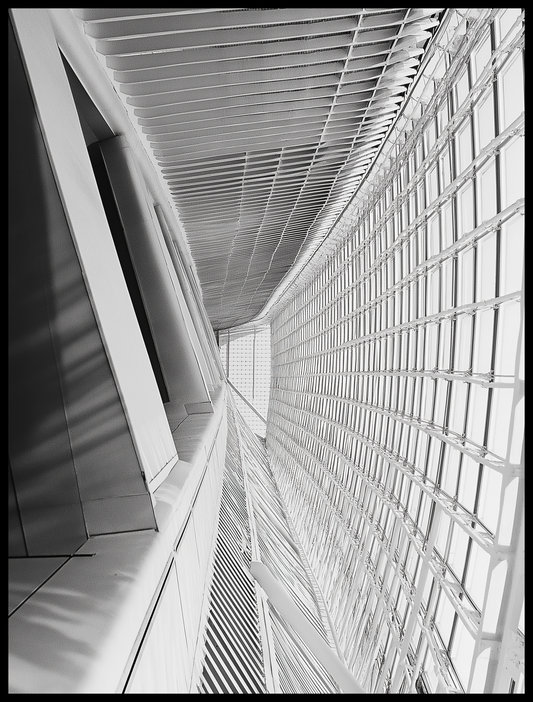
147,111 -> 375,138
84,9 -> 377,39
106,34 -> 356,73
74,8 -> 244,22
95,20 -> 364,57
118,49 -> 350,85
75,8 -> 443,330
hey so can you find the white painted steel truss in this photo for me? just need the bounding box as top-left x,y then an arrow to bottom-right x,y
267,9 -> 524,694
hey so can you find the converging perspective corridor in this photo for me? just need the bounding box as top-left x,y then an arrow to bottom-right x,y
9,8 -> 524,694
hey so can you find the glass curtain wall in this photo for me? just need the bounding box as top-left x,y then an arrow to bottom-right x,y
267,9 -> 524,694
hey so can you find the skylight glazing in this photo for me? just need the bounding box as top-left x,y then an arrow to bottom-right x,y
266,9 -> 524,694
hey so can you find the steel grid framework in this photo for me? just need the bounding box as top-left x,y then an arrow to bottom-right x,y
267,9 -> 524,694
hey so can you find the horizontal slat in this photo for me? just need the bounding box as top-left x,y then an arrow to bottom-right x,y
120,61 -> 351,97
132,84 -> 405,121
104,33 -> 355,71
85,9 -> 368,40
73,8 -> 242,22
95,19 -> 360,57
113,47 -> 350,84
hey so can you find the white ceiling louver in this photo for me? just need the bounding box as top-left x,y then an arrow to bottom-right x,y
74,8 -> 443,329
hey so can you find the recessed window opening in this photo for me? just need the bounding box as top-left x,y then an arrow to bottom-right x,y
61,55 -> 170,405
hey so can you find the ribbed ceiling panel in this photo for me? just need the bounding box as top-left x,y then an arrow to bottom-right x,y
74,8 -> 443,329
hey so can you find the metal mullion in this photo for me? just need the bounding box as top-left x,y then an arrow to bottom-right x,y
454,26 -> 502,679
472,19 -> 502,521
453,56 -> 479,608
212,553 -> 254,608
216,536 -> 251,582
216,514 -> 245,557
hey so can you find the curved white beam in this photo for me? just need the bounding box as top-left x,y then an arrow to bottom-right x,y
249,560 -> 366,694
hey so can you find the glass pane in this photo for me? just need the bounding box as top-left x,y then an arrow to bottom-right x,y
472,309 -> 494,375
475,90 -> 495,153
441,148 -> 452,190
500,136 -> 524,210
465,383 -> 489,448
427,268 -> 440,316
455,67 -> 470,110
456,120 -> 473,175
426,118 -> 437,153
438,318 -> 452,371
428,212 -> 440,257
441,446 -> 460,498
477,159 -> 497,222
441,259 -> 454,312
421,378 -> 435,424
477,466 -> 502,533
498,8 -> 522,39
435,106 -> 445,143
441,200 -> 454,249
450,620 -> 476,689
434,590 -> 455,647
475,230 -> 497,301
447,521 -> 469,581
456,181 -> 474,239
433,378 -> 448,429
454,314 -> 473,373
458,455 -> 481,513
448,381 -> 468,437
457,246 -> 475,307
499,215 -> 523,296
494,297 -> 521,381
425,325 -> 439,371
472,33 -> 491,82
464,540 -> 490,610
499,53 -> 524,131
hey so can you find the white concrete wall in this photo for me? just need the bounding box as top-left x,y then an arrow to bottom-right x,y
10,8 -> 177,484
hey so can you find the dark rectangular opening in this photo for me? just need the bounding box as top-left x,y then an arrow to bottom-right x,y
87,141 -> 171,404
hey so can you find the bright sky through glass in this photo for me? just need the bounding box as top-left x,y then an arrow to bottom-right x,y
219,326 -> 271,438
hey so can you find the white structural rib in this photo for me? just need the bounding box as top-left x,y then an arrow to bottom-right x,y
74,8 -> 443,330
250,561 -> 365,694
